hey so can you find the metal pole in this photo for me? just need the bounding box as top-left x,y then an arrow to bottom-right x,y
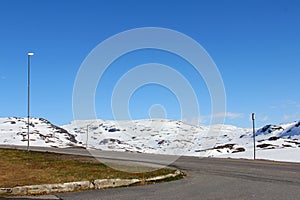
252,113 -> 256,160
27,54 -> 31,151
27,53 -> 34,151
86,125 -> 89,149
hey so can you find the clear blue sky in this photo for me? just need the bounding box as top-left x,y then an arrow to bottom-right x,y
0,0 -> 299,128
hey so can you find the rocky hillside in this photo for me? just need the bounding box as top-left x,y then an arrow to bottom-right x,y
0,117 -> 77,147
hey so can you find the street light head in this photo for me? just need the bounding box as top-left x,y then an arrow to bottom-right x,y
28,52 -> 34,56
251,113 -> 255,120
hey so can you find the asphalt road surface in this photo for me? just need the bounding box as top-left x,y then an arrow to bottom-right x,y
2,145 -> 300,200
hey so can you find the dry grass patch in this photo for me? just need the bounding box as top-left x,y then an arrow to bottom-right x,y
0,148 -> 176,188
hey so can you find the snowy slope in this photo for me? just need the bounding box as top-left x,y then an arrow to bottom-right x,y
256,121 -> 300,139
0,117 -> 77,147
62,119 -> 300,162
217,121 -> 300,162
1,117 -> 300,162
62,119 -> 252,156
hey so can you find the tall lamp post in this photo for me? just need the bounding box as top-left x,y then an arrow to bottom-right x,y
27,52 -> 34,151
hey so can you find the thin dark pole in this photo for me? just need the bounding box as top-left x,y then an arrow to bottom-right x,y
27,53 -> 34,151
252,113 -> 256,160
27,54 -> 31,151
86,125 -> 89,149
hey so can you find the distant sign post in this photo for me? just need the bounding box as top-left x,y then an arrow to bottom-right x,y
86,125 -> 89,149
252,113 -> 256,160
86,121 -> 96,149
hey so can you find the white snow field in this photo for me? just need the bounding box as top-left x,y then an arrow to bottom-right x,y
0,117 -> 299,162
0,117 -> 76,148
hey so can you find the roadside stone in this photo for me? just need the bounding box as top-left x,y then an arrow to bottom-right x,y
0,188 -> 12,194
93,179 -> 140,189
11,181 -> 91,195
145,170 -> 181,181
12,186 -> 28,195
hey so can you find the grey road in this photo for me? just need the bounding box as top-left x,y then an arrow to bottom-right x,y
2,145 -> 300,200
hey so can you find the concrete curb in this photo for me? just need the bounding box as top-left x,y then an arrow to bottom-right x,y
0,170 -> 182,196
145,169 -> 181,182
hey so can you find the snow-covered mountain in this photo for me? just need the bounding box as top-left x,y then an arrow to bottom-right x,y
62,119 -> 251,156
256,121 -> 300,139
0,117 -> 299,162
217,121 -> 300,162
0,117 -> 77,147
